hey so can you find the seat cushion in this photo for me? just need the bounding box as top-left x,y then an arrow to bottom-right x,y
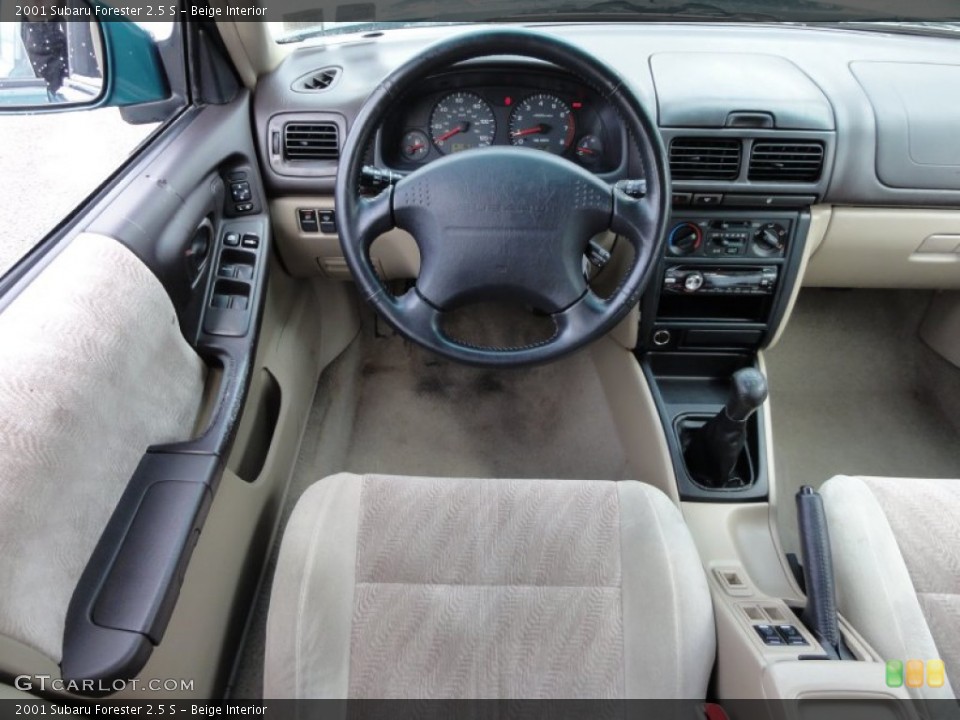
264,473 -> 715,699
821,475 -> 960,699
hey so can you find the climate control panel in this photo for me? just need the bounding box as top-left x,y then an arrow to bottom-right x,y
666,218 -> 790,259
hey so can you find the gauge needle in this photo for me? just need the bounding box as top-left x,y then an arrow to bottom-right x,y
406,142 -> 425,153
435,123 -> 469,143
511,124 -> 546,138
577,147 -> 597,155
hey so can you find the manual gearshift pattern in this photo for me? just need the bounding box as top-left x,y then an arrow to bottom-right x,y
684,367 -> 768,488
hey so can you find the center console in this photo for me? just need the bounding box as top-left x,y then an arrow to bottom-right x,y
641,208 -> 810,353
639,203 -> 811,503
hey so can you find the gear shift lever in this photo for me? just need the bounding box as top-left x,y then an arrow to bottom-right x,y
684,367 -> 768,488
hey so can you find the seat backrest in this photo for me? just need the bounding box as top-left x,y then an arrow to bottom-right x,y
822,475 -> 960,699
265,473 -> 715,698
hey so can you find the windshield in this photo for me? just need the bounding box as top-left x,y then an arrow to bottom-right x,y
269,5 -> 960,44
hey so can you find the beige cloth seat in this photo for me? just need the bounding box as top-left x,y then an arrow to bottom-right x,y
821,475 -> 960,700
264,473 -> 715,698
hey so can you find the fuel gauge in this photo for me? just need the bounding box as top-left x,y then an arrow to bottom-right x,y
400,130 -> 430,162
575,134 -> 603,165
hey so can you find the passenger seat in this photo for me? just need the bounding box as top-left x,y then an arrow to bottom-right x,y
820,475 -> 959,699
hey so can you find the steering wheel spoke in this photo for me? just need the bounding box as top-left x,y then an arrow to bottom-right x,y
353,187 -> 396,250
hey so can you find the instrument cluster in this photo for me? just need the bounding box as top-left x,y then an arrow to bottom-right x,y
379,68 -> 624,174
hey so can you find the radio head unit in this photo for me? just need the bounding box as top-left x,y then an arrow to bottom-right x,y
663,266 -> 779,295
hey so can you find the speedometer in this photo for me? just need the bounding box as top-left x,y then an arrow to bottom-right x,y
429,92 -> 496,154
509,94 -> 575,154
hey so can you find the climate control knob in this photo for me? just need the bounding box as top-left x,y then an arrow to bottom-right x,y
753,223 -> 787,256
668,222 -> 703,256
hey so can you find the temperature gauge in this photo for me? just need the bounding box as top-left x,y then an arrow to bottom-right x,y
400,130 -> 430,162
575,135 -> 603,165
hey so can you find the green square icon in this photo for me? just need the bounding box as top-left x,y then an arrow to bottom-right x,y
886,660 -> 904,687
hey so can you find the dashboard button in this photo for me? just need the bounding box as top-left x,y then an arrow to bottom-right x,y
693,193 -> 723,206
671,192 -> 692,206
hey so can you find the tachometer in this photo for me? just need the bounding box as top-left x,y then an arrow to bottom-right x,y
429,92 -> 496,154
509,94 -> 575,154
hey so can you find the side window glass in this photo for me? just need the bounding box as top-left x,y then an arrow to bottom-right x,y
0,20 -> 179,278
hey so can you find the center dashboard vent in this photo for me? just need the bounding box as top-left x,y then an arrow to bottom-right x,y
283,123 -> 340,161
669,138 -> 742,180
292,67 -> 341,92
749,141 -> 825,182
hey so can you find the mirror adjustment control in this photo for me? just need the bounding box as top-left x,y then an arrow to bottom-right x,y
230,181 -> 252,203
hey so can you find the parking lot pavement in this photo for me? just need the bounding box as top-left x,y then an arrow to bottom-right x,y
0,108 -> 157,278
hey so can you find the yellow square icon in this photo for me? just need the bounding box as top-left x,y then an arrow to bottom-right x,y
905,659 -> 924,688
927,660 -> 946,688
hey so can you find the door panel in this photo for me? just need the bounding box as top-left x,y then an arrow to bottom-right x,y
0,81 -> 273,691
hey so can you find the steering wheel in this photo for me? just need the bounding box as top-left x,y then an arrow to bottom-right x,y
335,28 -> 669,367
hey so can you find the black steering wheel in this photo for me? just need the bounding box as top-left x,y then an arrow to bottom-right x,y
335,28 -> 669,367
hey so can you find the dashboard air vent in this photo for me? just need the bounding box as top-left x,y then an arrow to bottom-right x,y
283,123 -> 339,161
294,67 -> 340,92
669,138 -> 741,180
749,141 -> 824,182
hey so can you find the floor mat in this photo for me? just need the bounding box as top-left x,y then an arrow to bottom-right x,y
228,321 -> 631,697
765,290 -> 960,556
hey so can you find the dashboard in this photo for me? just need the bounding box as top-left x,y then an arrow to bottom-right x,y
378,69 -> 624,175
253,23 -> 960,303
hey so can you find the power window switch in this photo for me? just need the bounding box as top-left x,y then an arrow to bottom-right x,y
775,624 -> 808,646
218,264 -> 237,278
241,234 -> 260,249
754,624 -> 784,645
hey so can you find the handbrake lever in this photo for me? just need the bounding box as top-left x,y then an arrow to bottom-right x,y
796,485 -> 854,660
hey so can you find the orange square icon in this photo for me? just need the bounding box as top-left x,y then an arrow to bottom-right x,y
927,660 -> 946,688
905,659 -> 924,688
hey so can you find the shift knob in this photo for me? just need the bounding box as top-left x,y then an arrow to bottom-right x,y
725,367 -> 768,422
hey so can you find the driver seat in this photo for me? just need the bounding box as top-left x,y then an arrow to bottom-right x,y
263,473 -> 715,698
